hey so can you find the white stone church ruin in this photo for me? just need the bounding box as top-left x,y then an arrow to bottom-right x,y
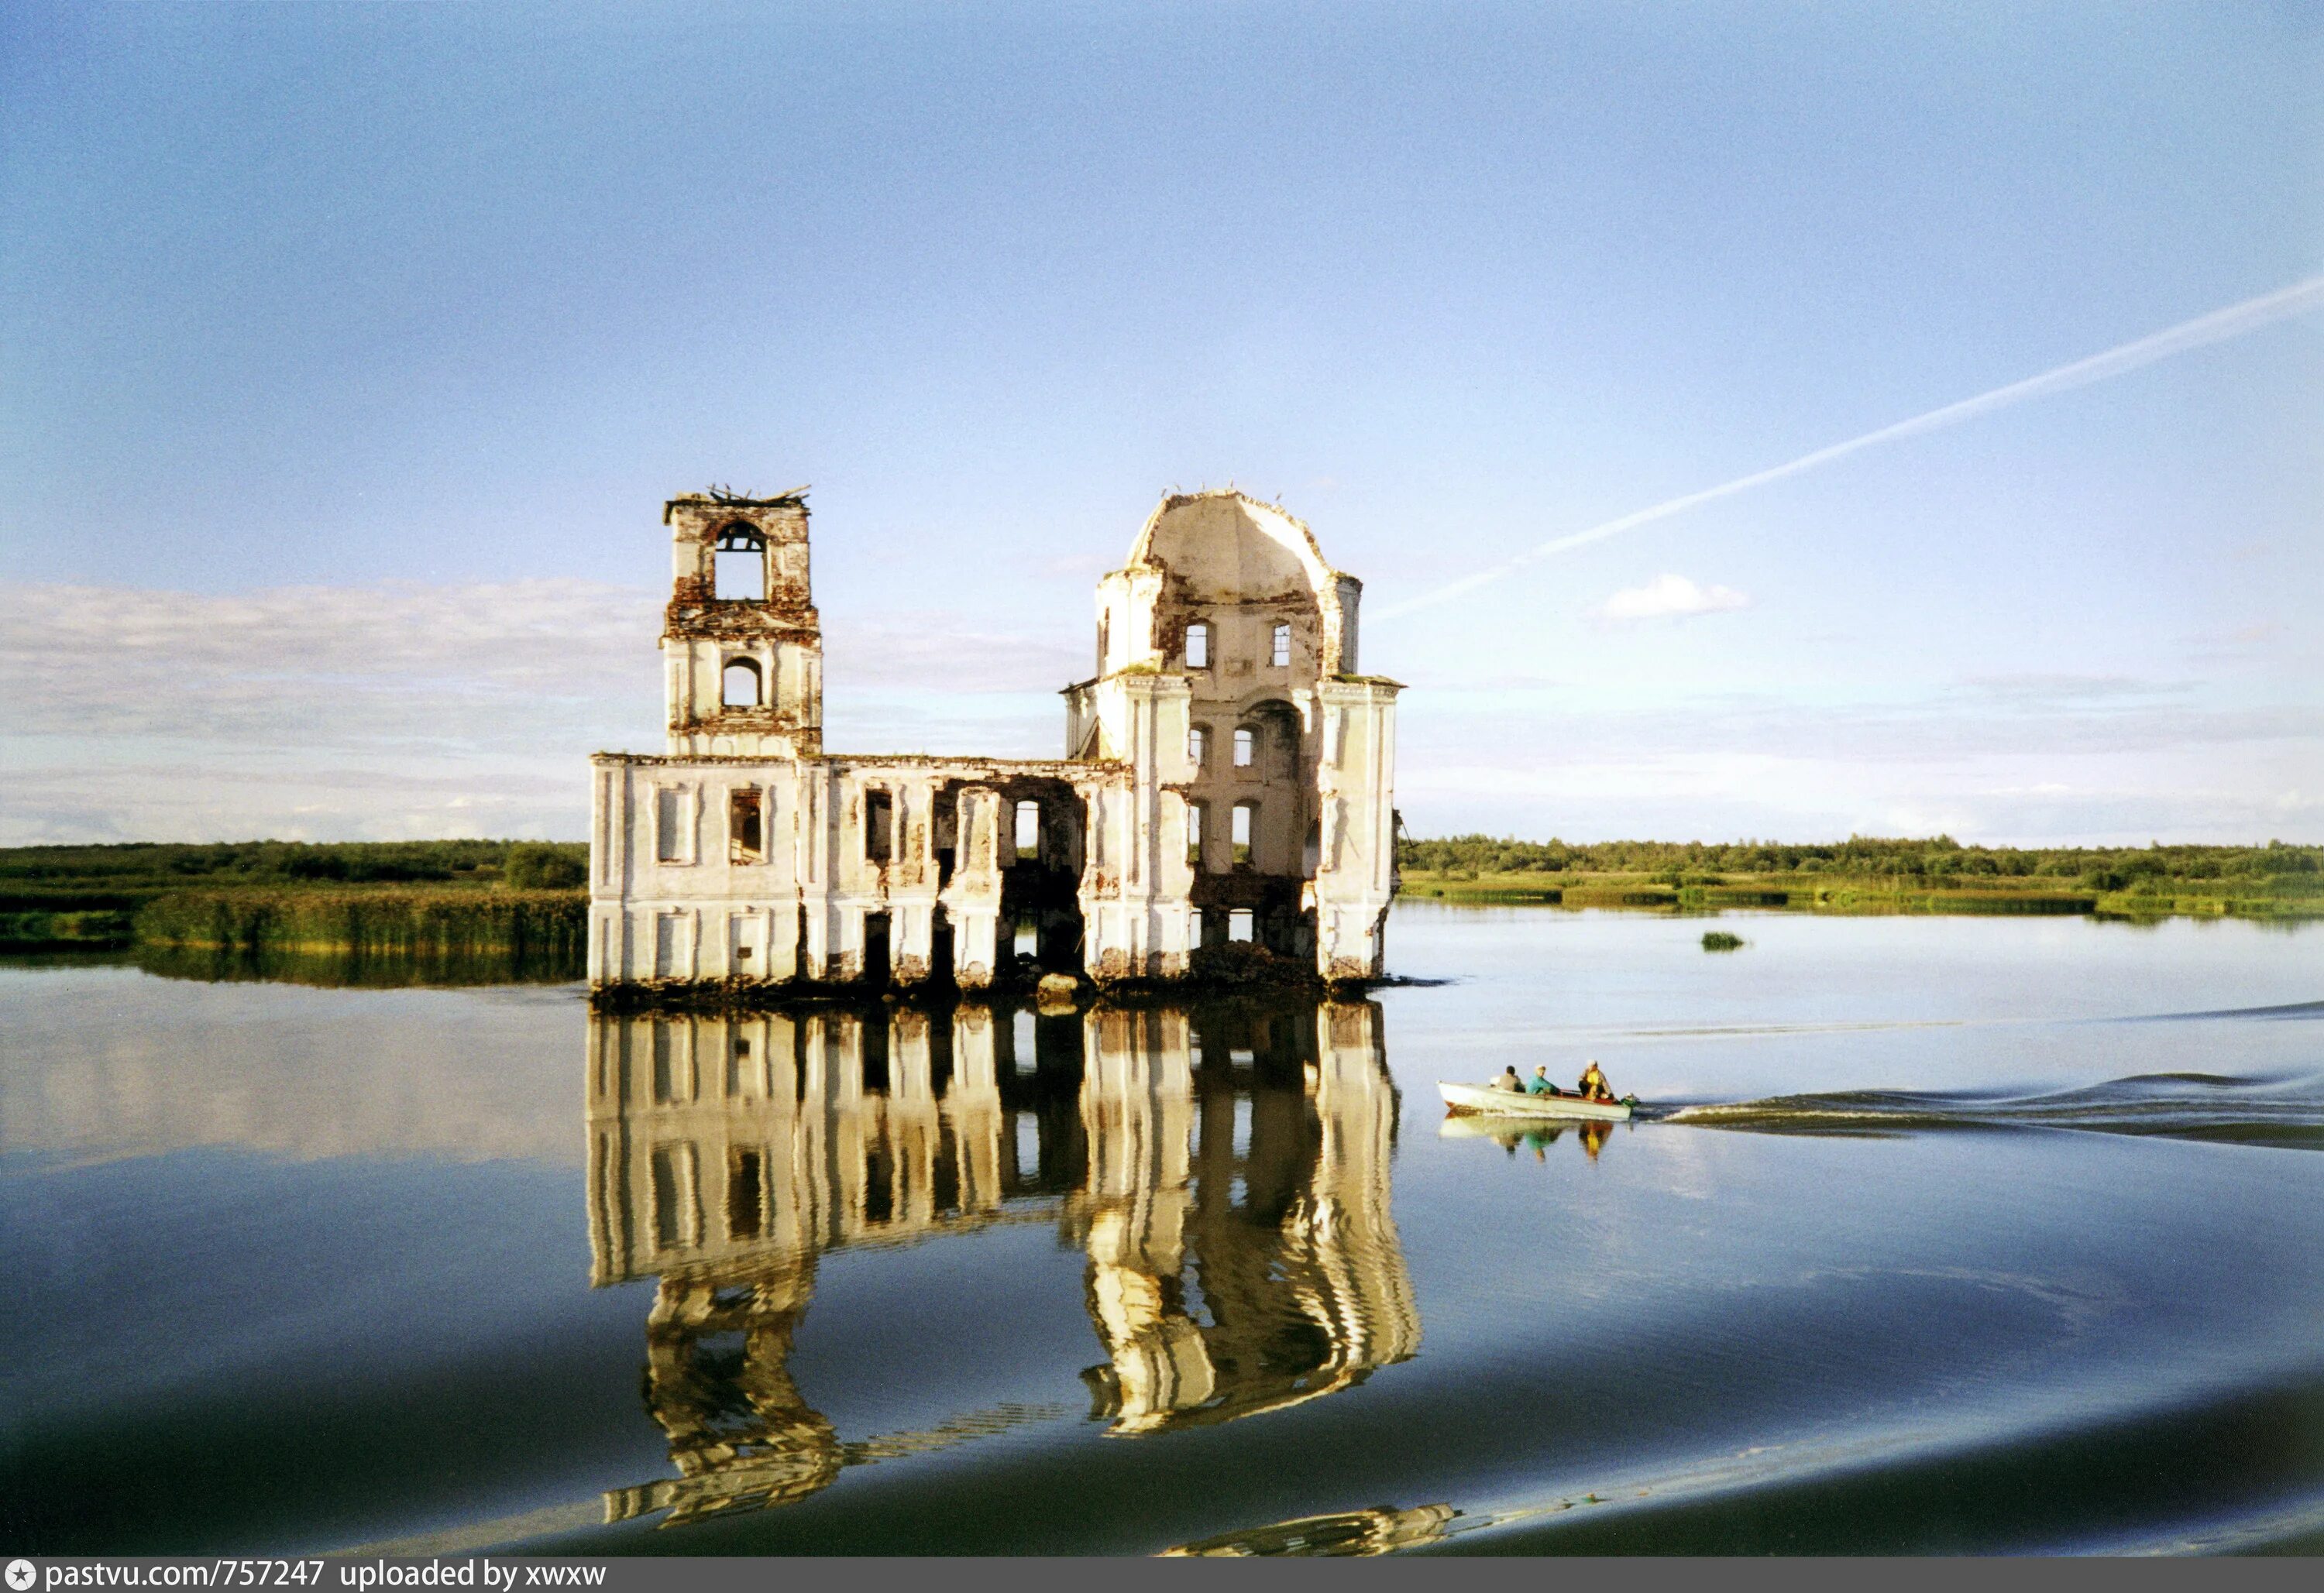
588,488 -> 1401,994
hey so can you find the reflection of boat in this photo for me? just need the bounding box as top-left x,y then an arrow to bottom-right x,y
586,995 -> 1418,1526
1438,1080 -> 1631,1121
1438,1111 -> 1616,1162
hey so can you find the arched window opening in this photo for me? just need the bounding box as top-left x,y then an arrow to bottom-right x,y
722,657 -> 763,708
713,524 -> 766,601
1014,799 -> 1041,863
1248,700 -> 1301,778
1184,621 -> 1210,669
1233,727 -> 1256,767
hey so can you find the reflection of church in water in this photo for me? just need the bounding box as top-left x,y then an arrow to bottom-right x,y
586,995 -> 1418,1529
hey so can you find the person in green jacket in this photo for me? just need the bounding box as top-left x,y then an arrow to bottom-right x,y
1525,1066 -> 1559,1096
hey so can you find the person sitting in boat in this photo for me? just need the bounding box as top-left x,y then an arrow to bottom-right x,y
1577,1059 -> 1614,1102
1491,1066 -> 1525,1092
1526,1066 -> 1559,1097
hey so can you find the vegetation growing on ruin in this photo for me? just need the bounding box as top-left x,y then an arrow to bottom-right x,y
1397,835 -> 2324,920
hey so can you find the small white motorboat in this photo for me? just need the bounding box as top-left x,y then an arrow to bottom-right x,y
1438,1080 -> 1633,1122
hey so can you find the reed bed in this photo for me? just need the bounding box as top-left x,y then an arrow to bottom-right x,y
134,886 -> 588,960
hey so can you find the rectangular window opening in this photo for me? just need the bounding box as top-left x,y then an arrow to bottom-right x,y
865,789 -> 893,864
1185,802 -> 1205,869
729,788 -> 764,863
1232,803 -> 1254,867
1188,726 -> 1207,767
1233,727 -> 1255,767
1184,621 -> 1210,669
1229,909 -> 1255,943
655,788 -> 686,863
714,546 -> 765,602
1014,800 -> 1040,863
1272,623 -> 1291,667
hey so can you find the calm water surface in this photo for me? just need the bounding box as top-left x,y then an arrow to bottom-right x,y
4,907 -> 2321,1555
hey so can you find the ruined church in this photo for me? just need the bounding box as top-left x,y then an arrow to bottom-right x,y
588,489 -> 1400,993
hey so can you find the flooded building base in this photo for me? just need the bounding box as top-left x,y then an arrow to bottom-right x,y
589,489 -> 1401,999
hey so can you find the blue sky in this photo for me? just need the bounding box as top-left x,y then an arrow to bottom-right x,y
2,2 -> 2318,844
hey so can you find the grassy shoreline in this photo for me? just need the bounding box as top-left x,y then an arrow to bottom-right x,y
0,840 -> 590,956
1399,869 -> 2321,920
1395,834 -> 2322,922
2,836 -> 2316,963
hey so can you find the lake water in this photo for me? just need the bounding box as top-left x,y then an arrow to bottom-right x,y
5,906 -> 2321,1556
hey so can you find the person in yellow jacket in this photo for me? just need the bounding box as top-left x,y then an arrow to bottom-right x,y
1576,1059 -> 1615,1102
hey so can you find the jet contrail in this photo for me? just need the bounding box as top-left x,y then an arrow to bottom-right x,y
1376,274 -> 2324,621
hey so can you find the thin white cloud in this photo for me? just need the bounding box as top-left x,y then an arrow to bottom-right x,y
1596,573 -> 1752,623
0,580 -> 1093,842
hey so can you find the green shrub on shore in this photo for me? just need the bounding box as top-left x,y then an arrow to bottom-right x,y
504,842 -> 589,890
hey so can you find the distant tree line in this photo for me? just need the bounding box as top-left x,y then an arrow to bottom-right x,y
0,839 -> 588,904
1396,833 -> 2324,891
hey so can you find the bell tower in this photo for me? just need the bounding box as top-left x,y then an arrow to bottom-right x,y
661,489 -> 823,758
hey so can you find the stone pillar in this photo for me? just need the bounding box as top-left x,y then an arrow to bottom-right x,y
938,785 -> 1004,988
1312,677 -> 1402,982
888,778 -> 940,985
1076,674 -> 1195,982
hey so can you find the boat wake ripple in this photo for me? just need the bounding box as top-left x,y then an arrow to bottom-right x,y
1661,1069 -> 2324,1149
